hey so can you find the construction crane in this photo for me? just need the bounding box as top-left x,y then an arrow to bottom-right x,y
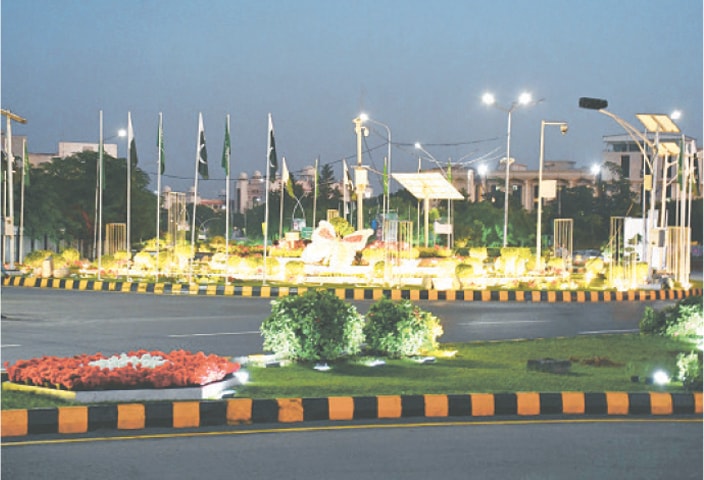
2,109 -> 28,269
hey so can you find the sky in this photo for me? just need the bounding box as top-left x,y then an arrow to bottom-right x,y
2,0 -> 702,198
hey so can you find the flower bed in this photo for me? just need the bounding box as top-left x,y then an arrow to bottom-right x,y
3,350 -> 240,391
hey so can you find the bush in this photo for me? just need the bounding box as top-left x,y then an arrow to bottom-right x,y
364,297 -> 443,358
261,290 -> 365,362
23,250 -> 53,268
640,296 -> 703,340
677,351 -> 703,391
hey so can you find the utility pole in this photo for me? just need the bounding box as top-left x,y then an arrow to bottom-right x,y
1,109 -> 28,270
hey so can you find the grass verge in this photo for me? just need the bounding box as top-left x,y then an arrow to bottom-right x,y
1,334 -> 697,410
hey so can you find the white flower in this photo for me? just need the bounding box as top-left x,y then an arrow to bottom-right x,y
89,353 -> 169,370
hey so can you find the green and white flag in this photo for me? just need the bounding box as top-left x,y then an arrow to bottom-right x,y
197,113 -> 208,179
157,114 -> 165,174
222,116 -> 231,176
23,139 -> 29,186
267,113 -> 278,180
128,112 -> 138,166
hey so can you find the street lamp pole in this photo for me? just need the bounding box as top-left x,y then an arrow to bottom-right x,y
536,120 -> 568,271
359,114 -> 391,218
483,92 -> 535,247
353,115 -> 368,230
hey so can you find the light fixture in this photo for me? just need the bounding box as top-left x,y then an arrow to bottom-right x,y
652,369 -> 670,386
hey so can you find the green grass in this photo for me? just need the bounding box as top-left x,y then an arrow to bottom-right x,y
1,334 -> 697,410
240,334 -> 695,398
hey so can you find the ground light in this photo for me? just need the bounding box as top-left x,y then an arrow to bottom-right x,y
652,370 -> 670,386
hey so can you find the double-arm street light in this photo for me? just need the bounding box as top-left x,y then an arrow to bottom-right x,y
483,92 -> 536,247
536,120 -> 568,270
578,97 -> 682,280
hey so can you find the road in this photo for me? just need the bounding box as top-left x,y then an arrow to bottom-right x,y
0,287 -> 677,364
3,419 -> 701,479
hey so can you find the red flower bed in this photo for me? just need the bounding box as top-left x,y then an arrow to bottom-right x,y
3,350 -> 240,391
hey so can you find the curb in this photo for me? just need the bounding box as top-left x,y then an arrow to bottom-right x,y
3,276 -> 702,302
2,392 -> 702,438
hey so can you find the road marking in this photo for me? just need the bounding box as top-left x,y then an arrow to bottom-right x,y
168,331 -> 260,338
578,329 -> 640,335
0,344 -> 21,348
3,418 -> 700,447
461,320 -> 549,326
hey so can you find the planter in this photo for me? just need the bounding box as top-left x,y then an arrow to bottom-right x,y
2,374 -> 243,402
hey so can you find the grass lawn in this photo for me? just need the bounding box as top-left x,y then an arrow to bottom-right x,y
1,334 -> 697,410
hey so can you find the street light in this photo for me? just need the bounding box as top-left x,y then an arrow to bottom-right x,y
483,91 -> 536,247
536,120 -> 568,271
359,114 -> 392,218
578,97 -> 680,280
352,115 -> 369,230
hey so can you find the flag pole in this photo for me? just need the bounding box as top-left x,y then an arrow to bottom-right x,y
126,112 -> 132,254
263,114 -> 272,285
223,114 -> 231,284
279,156 -> 285,240
156,113 -> 163,282
98,110 -> 104,280
312,156 -> 318,228
19,138 -> 26,263
190,113 -> 205,282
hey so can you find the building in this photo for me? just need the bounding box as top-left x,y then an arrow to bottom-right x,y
600,133 -> 702,202
466,160 -> 596,212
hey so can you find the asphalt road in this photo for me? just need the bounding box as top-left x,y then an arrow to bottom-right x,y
3,419 -> 701,479
0,287 -> 677,364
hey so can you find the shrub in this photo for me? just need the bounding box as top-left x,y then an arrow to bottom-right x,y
260,290 -> 365,362
676,351 -> 703,391
284,260 -> 305,280
23,250 -> 53,268
364,297 -> 443,358
665,303 -> 703,343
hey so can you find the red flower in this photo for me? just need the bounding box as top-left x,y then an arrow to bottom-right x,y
4,350 -> 240,391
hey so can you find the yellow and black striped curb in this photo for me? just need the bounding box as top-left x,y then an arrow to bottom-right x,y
1,392 -> 701,437
3,276 -> 702,302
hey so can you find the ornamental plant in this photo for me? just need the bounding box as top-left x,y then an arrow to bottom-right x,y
363,297 -> 443,358
4,350 -> 239,391
676,351 -> 703,391
261,290 -> 365,362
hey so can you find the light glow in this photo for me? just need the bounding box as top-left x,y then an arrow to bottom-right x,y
482,92 -> 495,105
652,370 -> 670,386
518,92 -> 532,105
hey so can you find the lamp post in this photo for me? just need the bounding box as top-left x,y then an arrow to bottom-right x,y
483,92 -> 535,247
352,115 -> 368,230
536,120 -> 568,271
578,97 -> 680,280
1,109 -> 27,270
359,114 -> 391,219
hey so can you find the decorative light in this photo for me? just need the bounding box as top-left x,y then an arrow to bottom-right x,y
652,370 -> 670,386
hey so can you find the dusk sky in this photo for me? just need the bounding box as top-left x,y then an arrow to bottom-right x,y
2,0 -> 702,197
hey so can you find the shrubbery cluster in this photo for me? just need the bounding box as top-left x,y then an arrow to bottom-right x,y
639,296 -> 703,390
260,291 -> 443,362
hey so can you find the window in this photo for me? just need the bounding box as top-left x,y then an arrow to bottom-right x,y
620,155 -> 630,178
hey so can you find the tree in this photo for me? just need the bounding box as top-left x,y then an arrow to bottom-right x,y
18,151 -> 157,257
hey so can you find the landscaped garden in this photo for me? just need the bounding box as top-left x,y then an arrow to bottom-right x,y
2,293 -> 701,410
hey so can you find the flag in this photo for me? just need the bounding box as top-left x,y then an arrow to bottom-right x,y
343,159 -> 353,203
99,129 -> 105,190
383,158 -> 389,196
691,140 -> 700,197
157,114 -> 165,174
677,136 -> 684,189
197,113 -> 208,179
282,157 -> 295,199
314,157 -> 319,198
267,113 -> 277,179
221,116 -> 231,176
447,160 -> 452,183
23,139 -> 29,186
127,112 -> 138,166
